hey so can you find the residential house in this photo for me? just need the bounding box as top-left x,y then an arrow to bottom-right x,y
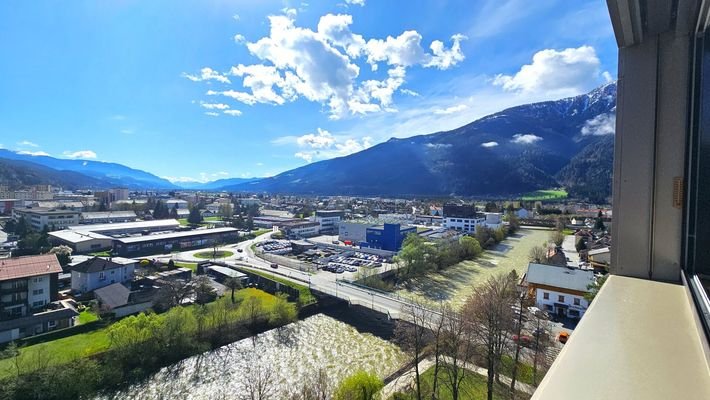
523,262 -> 595,319
0,254 -> 77,343
588,247 -> 611,270
71,257 -> 136,293
94,282 -> 153,318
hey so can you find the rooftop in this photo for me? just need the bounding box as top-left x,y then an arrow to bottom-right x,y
94,283 -> 131,309
49,230 -> 113,244
114,227 -> 238,244
14,207 -> 81,216
0,254 -> 63,281
67,219 -> 180,232
525,263 -> 594,292
71,257 -> 134,273
81,211 -> 137,219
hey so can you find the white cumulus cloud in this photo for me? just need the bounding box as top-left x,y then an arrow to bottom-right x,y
63,150 -> 97,159
200,102 -> 230,110
581,112 -> 615,136
182,67 -> 231,84
17,140 -> 39,147
205,112 -> 220,117
481,141 -> 499,148
17,150 -> 50,156
493,45 -> 605,97
434,104 -> 468,115
511,134 -> 543,144
223,110 -> 242,116
296,128 -> 336,148
345,0 -> 365,6
188,14 -> 465,119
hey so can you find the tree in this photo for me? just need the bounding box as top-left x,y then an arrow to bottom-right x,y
575,237 -> 587,252
440,304 -> 475,400
584,274 -> 608,302
594,217 -> 606,231
529,246 -> 548,264
529,310 -> 553,385
219,203 -> 233,219
170,203 -> 179,219
459,236 -> 482,259
224,277 -> 243,304
484,202 -> 498,212
333,370 -> 383,400
268,293 -> 297,327
48,245 -> 72,267
394,300 -> 436,400
246,216 -> 255,231
154,278 -> 195,311
287,368 -> 332,400
507,213 -> 520,233
394,234 -> 433,278
555,216 -> 567,232
550,231 -> 565,247
242,351 -> 276,400
241,295 -> 265,329
462,274 -> 517,400
475,227 -> 493,248
194,275 -> 217,305
188,206 -> 203,224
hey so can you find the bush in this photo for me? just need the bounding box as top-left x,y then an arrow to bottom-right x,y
334,370 -> 383,400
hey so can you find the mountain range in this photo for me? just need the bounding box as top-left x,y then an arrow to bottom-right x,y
222,83 -> 617,201
0,83 -> 616,200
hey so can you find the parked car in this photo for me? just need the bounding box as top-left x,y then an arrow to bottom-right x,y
558,331 -> 570,344
512,335 -> 533,347
237,248 -> 243,253
270,263 -> 278,269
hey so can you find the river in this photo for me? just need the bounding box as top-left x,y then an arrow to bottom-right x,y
97,312 -> 406,399
394,228 -> 551,308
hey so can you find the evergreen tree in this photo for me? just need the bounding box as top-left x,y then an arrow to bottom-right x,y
188,206 -> 203,224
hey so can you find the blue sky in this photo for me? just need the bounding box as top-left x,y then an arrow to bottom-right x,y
0,0 -> 617,184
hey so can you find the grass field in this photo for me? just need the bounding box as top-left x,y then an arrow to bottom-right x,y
520,189 -> 568,201
0,288 -> 279,379
395,365 -> 529,399
77,310 -> 99,325
237,267 -> 316,305
173,261 -> 198,271
0,327 -> 110,379
178,216 -> 223,226
253,228 -> 272,237
193,250 -> 234,259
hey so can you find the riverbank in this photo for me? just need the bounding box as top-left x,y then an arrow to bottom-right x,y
0,288 -> 297,400
394,228 -> 549,307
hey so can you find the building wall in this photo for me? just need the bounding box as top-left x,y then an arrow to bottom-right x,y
443,216 -> 486,233
315,215 -> 341,233
365,224 -> 416,251
338,222 -> 370,243
27,275 -> 50,309
533,286 -> 589,319
71,264 -> 135,293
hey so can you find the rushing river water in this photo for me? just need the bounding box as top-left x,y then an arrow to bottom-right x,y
97,313 -> 406,400
394,228 -> 551,308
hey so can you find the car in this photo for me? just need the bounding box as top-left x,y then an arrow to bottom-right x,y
237,248 -> 243,253
558,332 -> 570,344
512,335 -> 533,347
270,263 -> 278,269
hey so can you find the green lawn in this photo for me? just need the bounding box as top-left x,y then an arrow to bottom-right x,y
77,310 -> 99,325
520,189 -> 568,201
193,250 -> 234,259
394,365 -> 529,400
237,267 -> 316,306
178,216 -> 222,226
0,288 -> 279,380
500,355 -> 546,386
561,228 -> 575,235
88,251 -> 111,257
173,261 -> 198,271
253,228 -> 271,237
0,328 -> 110,379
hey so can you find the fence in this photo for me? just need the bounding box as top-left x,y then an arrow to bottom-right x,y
254,250 -> 316,273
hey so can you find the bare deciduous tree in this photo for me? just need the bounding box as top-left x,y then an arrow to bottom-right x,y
463,273 -> 517,400
440,304 -> 475,400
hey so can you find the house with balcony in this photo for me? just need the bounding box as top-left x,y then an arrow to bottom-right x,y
0,254 -> 77,343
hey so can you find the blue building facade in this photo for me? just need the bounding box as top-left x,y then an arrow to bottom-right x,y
364,223 -> 417,252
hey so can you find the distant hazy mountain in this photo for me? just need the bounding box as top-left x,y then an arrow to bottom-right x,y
0,158 -> 111,189
0,149 -> 178,189
177,177 -> 258,190
222,83 -> 617,199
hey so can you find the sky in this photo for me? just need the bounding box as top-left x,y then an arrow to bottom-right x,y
0,0 -> 617,184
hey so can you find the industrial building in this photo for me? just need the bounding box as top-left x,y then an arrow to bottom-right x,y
363,223 -> 416,252
313,210 -> 344,234
442,204 -> 486,234
112,227 -> 239,257
67,219 -> 181,235
79,211 -> 137,224
281,221 -> 320,238
13,207 -> 81,231
49,230 -> 114,253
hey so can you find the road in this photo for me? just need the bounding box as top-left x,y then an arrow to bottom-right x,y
160,232 -> 410,319
561,234 -> 580,267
